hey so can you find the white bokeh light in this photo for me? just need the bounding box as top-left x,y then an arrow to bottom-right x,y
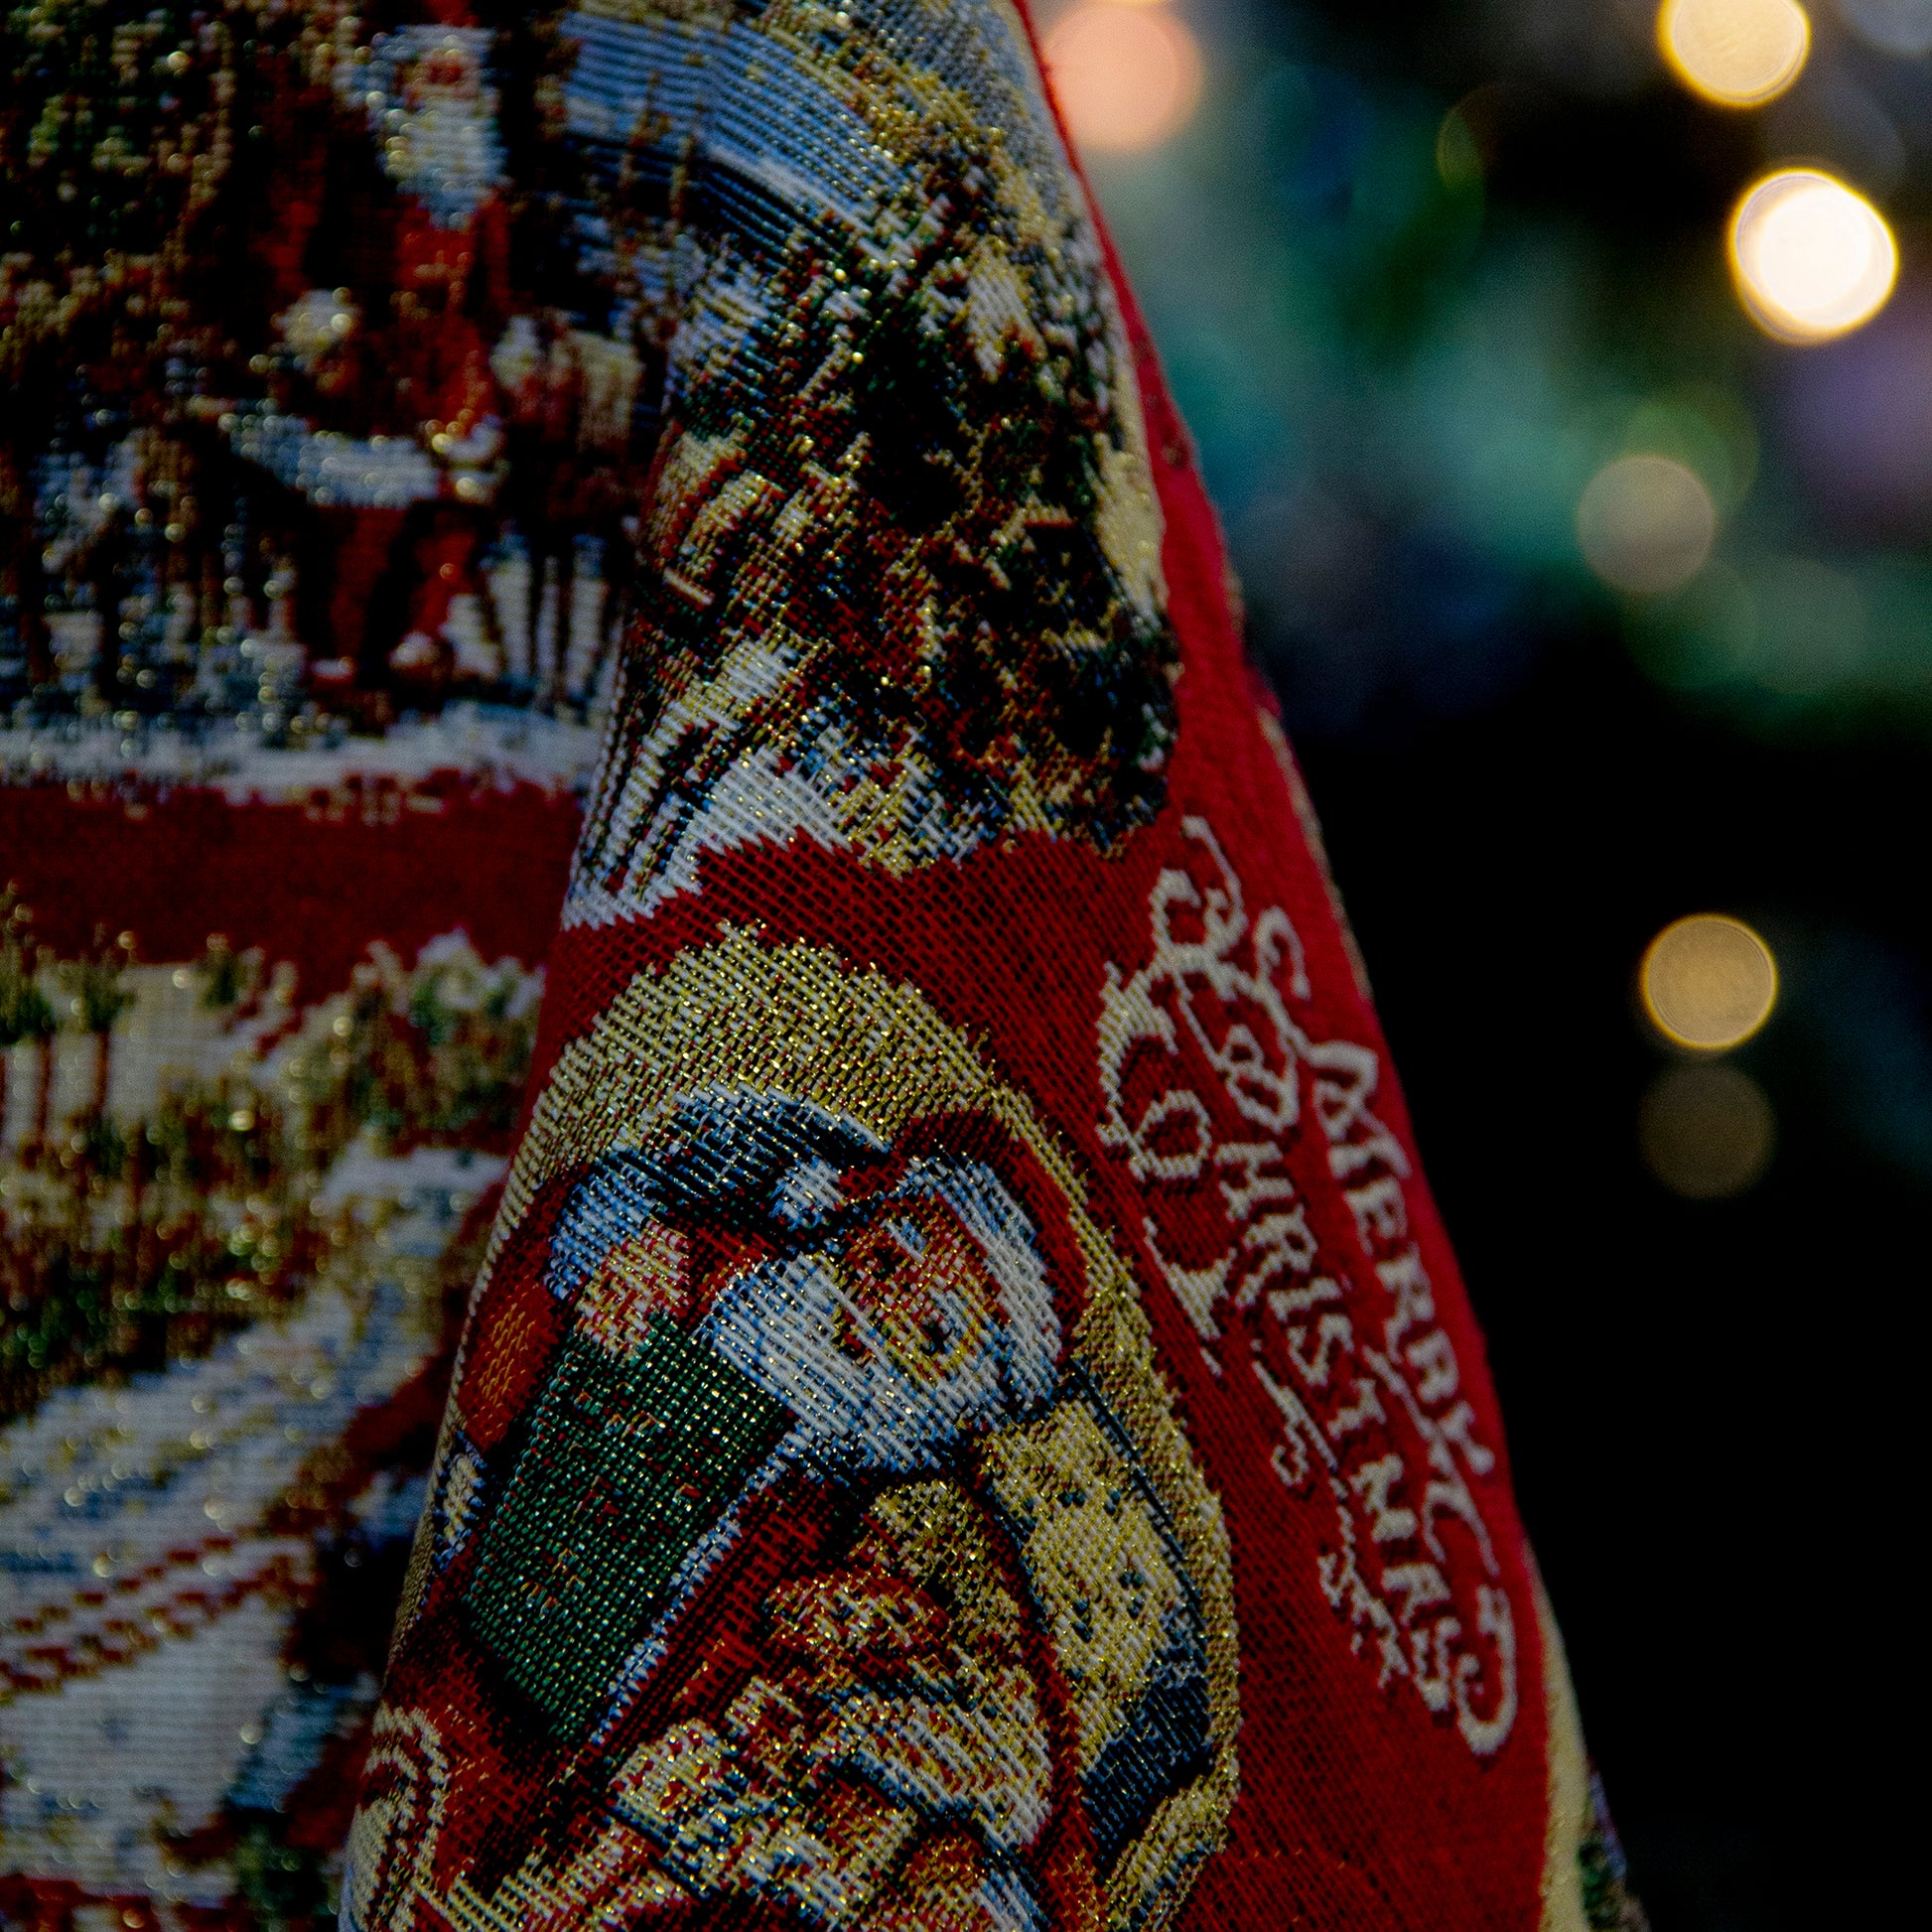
1728,169 -> 1897,342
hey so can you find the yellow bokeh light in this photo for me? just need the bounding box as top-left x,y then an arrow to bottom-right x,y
1576,455 -> 1717,596
1657,0 -> 1810,107
1639,1062 -> 1776,1197
1640,913 -> 1778,1050
1728,169 -> 1898,343
1044,2 -> 1204,155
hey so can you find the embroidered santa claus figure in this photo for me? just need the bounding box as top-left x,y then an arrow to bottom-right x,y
347,1091 -> 1224,1932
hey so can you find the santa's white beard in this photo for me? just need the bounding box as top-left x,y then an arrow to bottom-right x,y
699,1254 -> 1014,1477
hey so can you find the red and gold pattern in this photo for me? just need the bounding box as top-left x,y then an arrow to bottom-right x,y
343,4 -> 1634,1930
2,1 -> 1642,1928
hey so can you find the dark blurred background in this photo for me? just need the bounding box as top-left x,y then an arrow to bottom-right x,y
1040,1 -> 1931,1924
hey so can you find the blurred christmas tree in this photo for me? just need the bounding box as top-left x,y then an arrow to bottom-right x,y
1043,0 -> 1932,737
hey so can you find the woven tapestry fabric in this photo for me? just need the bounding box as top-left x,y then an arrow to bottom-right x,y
1,3 -> 1645,1930
2,1 -> 600,1921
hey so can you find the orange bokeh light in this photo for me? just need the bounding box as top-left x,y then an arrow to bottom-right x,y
1044,3 -> 1205,155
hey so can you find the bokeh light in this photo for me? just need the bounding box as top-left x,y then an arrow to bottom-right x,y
1639,1062 -> 1777,1197
1576,456 -> 1717,596
1044,2 -> 1204,155
1436,107 -> 1482,189
1640,913 -> 1779,1049
1728,169 -> 1898,343
1658,0 -> 1810,107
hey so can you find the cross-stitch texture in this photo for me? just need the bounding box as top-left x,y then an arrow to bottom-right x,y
1,3 -> 1646,1929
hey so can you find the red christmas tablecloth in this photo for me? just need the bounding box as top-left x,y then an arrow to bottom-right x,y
1,5 -> 1642,1929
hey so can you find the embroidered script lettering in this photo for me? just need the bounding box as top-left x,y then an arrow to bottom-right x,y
1097,817 -> 1517,1755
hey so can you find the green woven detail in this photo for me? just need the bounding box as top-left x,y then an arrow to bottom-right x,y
466,1315 -> 791,1738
